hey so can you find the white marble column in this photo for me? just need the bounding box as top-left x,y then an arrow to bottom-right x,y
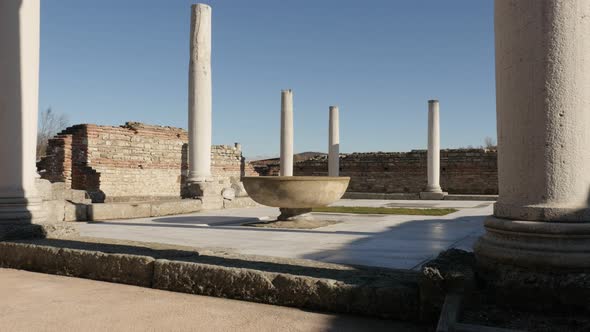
280,89 -> 293,177
0,0 -> 44,225
476,0 -> 590,269
328,106 -> 340,177
187,3 -> 212,183
426,100 -> 442,192
420,100 -> 446,199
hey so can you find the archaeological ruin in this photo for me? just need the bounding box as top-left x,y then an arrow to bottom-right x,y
2,0 -> 590,330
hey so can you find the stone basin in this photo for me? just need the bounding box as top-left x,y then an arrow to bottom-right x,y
242,176 -> 350,221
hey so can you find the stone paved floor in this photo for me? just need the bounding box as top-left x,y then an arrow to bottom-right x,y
78,199 -> 492,270
0,268 -> 426,332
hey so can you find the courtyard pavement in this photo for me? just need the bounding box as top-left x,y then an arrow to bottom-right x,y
0,268 -> 425,332
78,199 -> 492,270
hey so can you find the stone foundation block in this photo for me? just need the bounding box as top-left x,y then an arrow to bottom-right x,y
419,191 -> 448,200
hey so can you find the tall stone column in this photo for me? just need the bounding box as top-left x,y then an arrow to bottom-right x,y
420,100 -> 446,200
187,3 -> 212,184
0,0 -> 44,232
328,106 -> 340,177
476,0 -> 590,271
280,89 -> 294,177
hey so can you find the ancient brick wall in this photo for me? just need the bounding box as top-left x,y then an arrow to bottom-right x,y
250,149 -> 498,195
38,122 -> 257,202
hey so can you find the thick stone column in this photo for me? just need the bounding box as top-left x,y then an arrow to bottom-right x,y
280,89 -> 293,177
187,3 -> 212,184
328,106 -> 340,177
476,0 -> 590,270
420,100 -> 446,200
0,0 -> 44,230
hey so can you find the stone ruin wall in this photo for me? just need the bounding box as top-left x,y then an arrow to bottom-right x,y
251,149 -> 498,195
38,122 -> 257,202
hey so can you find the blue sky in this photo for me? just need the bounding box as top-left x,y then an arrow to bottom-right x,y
39,0 -> 495,159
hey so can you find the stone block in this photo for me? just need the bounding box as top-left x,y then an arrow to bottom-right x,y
88,202 -> 151,221
223,197 -> 258,209
221,187 -> 235,200
64,202 -> 88,221
41,199 -> 66,223
150,199 -> 202,217
419,249 -> 476,322
65,189 -> 90,204
35,178 -> 53,201
153,259 -> 420,321
0,242 -> 154,287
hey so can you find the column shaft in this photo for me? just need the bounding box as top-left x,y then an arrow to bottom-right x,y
426,100 -> 442,192
280,90 -> 293,177
0,0 -> 43,224
188,4 -> 212,183
328,106 -> 340,177
493,0 -> 590,222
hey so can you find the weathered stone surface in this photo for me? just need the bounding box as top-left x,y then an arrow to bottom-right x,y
87,199 -> 202,220
476,260 -> 590,314
231,180 -> 248,197
420,249 -> 476,322
64,202 -> 87,221
41,199 -> 66,223
0,238 -> 421,321
221,187 -> 235,200
223,196 -> 258,209
0,242 -> 154,287
0,224 -> 46,241
153,259 -> 420,320
88,202 -> 152,221
150,199 -> 202,217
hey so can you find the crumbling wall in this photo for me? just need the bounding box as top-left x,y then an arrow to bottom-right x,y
38,122 -> 257,202
250,149 -> 498,195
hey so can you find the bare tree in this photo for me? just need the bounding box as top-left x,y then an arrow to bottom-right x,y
484,136 -> 497,150
37,108 -> 69,158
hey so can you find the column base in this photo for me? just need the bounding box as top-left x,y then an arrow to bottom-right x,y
0,196 -> 45,225
494,201 -> 590,222
419,191 -> 448,200
278,208 -> 313,221
475,216 -> 590,312
185,181 -> 223,210
475,216 -> 590,269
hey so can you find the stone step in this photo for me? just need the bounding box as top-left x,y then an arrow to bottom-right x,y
0,238 -> 426,322
87,199 -> 202,221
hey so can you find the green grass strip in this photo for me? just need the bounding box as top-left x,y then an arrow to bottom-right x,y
311,206 -> 457,216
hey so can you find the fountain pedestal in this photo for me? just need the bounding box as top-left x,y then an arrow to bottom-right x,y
278,208 -> 313,221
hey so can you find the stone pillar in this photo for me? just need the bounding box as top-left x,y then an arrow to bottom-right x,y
280,89 -> 293,177
187,3 -> 212,184
0,0 -> 45,234
476,0 -> 590,271
420,100 -> 447,200
328,106 -> 340,177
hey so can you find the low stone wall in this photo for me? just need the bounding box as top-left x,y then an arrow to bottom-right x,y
0,238 -> 423,321
250,149 -> 498,195
38,122 -> 258,202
